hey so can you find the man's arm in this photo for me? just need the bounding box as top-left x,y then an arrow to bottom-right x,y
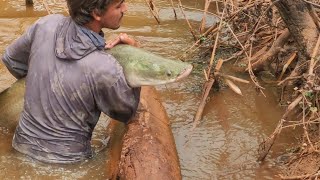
1,24 -> 36,79
100,33 -> 140,123
95,69 -> 141,123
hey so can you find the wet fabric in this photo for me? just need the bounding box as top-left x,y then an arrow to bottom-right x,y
1,14 -> 140,164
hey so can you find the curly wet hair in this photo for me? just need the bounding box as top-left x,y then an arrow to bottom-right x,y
66,0 -> 114,25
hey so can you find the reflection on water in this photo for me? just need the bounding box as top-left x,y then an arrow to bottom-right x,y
0,0 -> 297,179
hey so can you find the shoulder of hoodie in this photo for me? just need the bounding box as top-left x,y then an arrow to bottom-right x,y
33,14 -> 65,27
26,14 -> 66,37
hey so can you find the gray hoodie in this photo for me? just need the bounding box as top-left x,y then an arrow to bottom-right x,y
2,14 -> 140,163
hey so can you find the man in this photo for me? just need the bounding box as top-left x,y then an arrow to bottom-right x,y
1,0 -> 140,163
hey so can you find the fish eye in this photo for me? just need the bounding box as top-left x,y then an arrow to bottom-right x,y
166,70 -> 172,76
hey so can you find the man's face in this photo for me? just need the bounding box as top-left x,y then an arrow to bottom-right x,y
100,0 -> 127,30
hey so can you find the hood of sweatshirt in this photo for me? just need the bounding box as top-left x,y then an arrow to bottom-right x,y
55,17 -> 105,60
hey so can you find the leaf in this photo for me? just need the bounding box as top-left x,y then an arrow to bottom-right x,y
304,91 -> 313,99
310,107 -> 318,113
200,36 -> 207,42
225,79 -> 243,96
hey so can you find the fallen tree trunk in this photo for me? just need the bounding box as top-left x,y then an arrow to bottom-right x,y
257,0 -> 320,162
273,0 -> 319,59
117,86 -> 182,180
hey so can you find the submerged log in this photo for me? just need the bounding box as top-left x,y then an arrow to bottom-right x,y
117,86 -> 182,180
26,0 -> 33,6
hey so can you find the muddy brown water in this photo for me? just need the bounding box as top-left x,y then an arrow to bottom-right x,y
0,0 -> 300,179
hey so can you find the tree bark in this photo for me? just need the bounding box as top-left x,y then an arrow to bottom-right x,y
273,0 -> 319,59
117,87 -> 182,180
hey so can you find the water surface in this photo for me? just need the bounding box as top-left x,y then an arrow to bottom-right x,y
0,0 -> 298,179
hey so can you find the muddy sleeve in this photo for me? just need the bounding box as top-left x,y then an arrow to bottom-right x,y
1,23 -> 36,79
95,70 -> 141,124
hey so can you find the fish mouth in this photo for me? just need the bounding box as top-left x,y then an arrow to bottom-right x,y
176,65 -> 193,81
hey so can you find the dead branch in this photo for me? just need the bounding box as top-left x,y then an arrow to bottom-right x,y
258,95 -> 303,161
145,0 -> 161,24
278,51 -> 297,81
301,95 -> 316,151
200,0 -> 211,34
177,0 -> 197,41
193,7 -> 226,124
258,119 -> 284,161
250,29 -> 291,71
279,171 -> 320,180
308,34 -> 320,75
216,73 -> 250,84
182,25 -> 218,58
167,0 -> 177,19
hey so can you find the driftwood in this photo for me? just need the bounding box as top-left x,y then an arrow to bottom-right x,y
250,29 -> 291,71
117,87 -> 181,180
145,0 -> 160,24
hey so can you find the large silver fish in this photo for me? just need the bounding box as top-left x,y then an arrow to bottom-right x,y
0,46 -> 192,131
107,45 -> 193,87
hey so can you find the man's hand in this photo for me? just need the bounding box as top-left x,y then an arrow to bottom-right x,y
105,33 -> 139,49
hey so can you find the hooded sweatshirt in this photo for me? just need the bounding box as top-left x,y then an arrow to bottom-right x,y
1,14 -> 140,163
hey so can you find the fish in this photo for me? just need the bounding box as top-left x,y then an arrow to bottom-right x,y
0,46 -> 192,132
0,79 -> 25,133
107,45 -> 193,87
0,46 -> 187,176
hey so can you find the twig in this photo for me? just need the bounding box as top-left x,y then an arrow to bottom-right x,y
278,51 -> 297,81
281,118 -> 320,129
283,95 -> 303,119
200,0 -> 211,34
226,23 -> 265,91
248,43 -> 266,93
258,94 -> 303,161
250,1 -> 278,38
303,0 -> 320,9
168,0 -> 177,19
177,0 -> 197,41
192,78 -> 216,127
258,118 -> 283,161
226,1 -> 257,22
309,34 -> 320,75
145,0 -> 161,24
216,73 -> 250,84
249,29 -> 291,71
207,9 -> 225,76
277,75 -> 303,86
182,25 -> 218,57
301,94 -> 316,151
279,171 -> 320,180
193,8 -> 226,124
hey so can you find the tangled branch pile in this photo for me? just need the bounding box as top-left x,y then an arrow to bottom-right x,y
156,0 -> 320,178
